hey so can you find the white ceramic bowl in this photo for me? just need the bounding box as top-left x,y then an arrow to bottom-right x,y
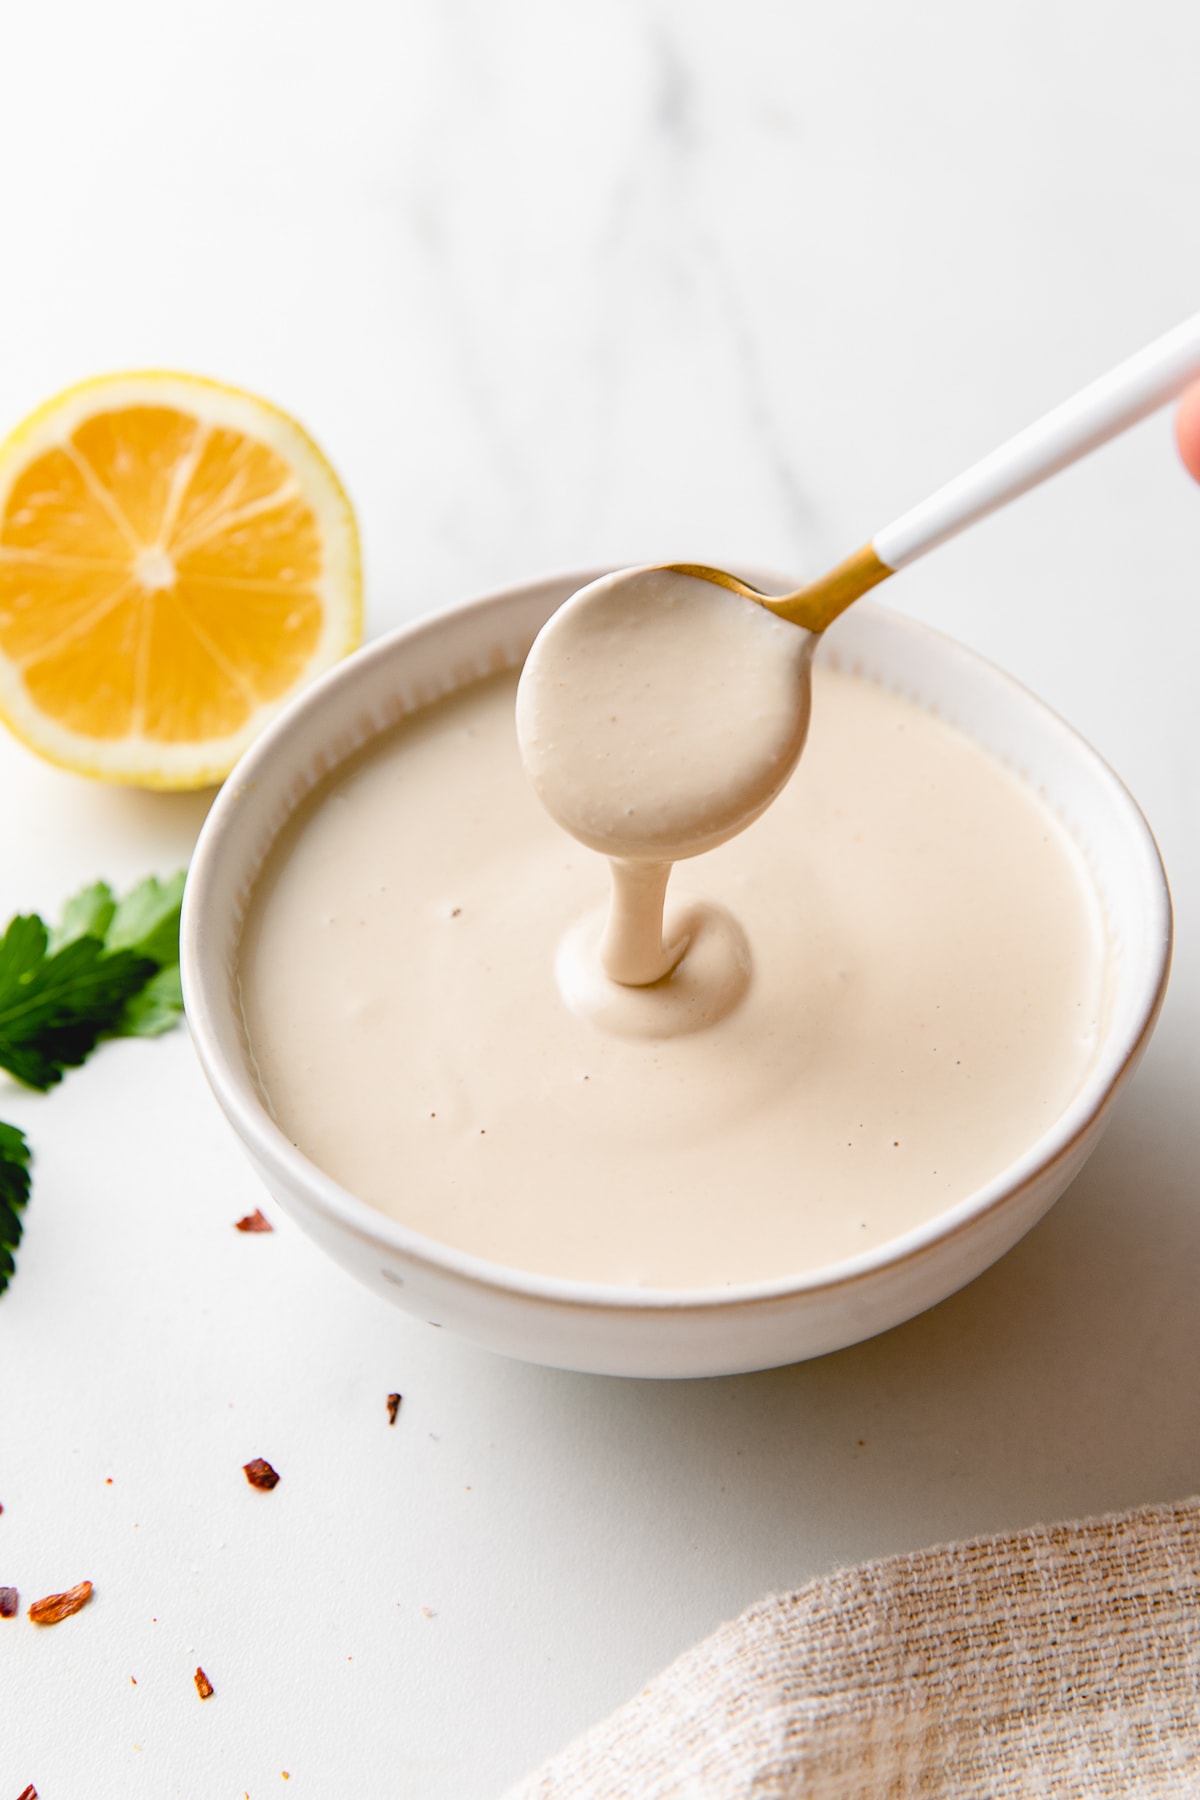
181,570 -> 1171,1379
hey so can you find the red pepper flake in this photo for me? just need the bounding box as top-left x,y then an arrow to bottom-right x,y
28,1579 -> 93,1625
18,1785 -> 37,1800
194,1666 -> 214,1700
235,1208 -> 273,1233
386,1393 -> 402,1426
0,1587 -> 18,1617
243,1457 -> 280,1490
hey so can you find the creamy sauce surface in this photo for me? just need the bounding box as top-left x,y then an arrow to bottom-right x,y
239,663 -> 1112,1290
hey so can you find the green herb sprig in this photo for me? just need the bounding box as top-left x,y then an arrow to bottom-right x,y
0,873 -> 186,1293
0,1121 -> 31,1294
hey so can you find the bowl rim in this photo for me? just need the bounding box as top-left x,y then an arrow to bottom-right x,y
181,567 -> 1173,1316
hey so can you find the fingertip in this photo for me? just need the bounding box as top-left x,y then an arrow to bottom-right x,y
1176,382 -> 1200,483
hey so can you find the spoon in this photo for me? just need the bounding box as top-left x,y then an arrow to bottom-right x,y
517,565 -> 814,984
663,307 -> 1200,632
519,310 -> 1200,994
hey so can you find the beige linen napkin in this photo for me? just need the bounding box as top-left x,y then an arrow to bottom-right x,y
504,1497 -> 1200,1798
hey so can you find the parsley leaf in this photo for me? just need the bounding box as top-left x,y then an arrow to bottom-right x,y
47,881 -> 118,953
119,962 -> 184,1039
0,1121 -> 31,1295
0,870 -> 187,1089
0,872 -> 187,1294
104,871 -> 186,972
0,915 -> 155,1090
50,870 -> 186,1041
106,873 -> 187,1037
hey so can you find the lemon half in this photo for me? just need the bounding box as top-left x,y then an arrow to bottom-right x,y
0,371 -> 362,788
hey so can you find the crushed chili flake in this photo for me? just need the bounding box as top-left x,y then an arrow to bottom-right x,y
28,1579 -> 92,1625
18,1785 -> 37,1800
243,1457 -> 280,1490
0,1586 -> 18,1617
235,1208 -> 273,1233
194,1666 -> 214,1700
386,1392 -> 402,1426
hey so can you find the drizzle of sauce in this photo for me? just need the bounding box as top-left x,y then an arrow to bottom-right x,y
516,568 -> 814,1000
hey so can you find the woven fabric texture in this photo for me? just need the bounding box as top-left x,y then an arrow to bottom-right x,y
504,1496 -> 1200,1799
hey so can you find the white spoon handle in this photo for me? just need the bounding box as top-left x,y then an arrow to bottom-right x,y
874,309 -> 1200,571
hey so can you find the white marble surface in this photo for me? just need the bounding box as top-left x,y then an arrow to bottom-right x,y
1,2 -> 1199,1794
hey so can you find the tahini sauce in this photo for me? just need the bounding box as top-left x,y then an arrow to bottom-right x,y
238,658 -> 1111,1290
517,568 -> 814,997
